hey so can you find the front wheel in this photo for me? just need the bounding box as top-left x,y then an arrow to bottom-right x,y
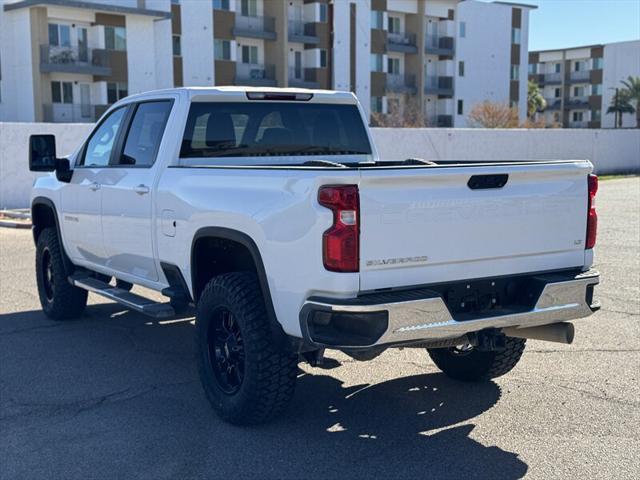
427,337 -> 526,381
195,272 -> 298,425
35,228 -> 87,320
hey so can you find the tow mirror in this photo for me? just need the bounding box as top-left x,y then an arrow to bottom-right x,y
29,134 -> 73,182
29,134 -> 57,172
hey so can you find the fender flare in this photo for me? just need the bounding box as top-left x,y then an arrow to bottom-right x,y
191,226 -> 294,351
31,196 -> 75,273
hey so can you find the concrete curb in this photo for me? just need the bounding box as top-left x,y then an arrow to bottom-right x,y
0,219 -> 32,229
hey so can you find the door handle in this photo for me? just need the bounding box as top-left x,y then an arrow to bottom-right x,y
89,182 -> 101,191
134,184 -> 150,195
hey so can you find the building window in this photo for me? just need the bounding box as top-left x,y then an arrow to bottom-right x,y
511,28 -> 521,45
51,81 -> 73,104
511,65 -> 519,80
387,16 -> 400,34
458,61 -> 464,77
241,45 -> 258,64
554,87 -> 561,98
387,57 -> 400,74
319,3 -> 328,23
593,57 -> 603,69
554,63 -> 561,73
371,96 -> 384,114
107,82 -> 128,104
319,49 -> 327,68
592,109 -> 601,121
172,35 -> 181,56
592,84 -> 602,95
528,63 -> 537,74
240,0 -> 257,17
105,26 -> 126,51
370,54 -> 383,72
371,11 -> 384,29
213,0 -> 230,10
215,39 -> 232,60
573,111 -> 584,122
573,86 -> 585,97
459,21 -> 466,38
457,99 -> 463,115
48,24 -> 71,47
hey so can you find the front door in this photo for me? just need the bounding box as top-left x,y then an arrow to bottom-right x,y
100,100 -> 173,282
60,106 -> 127,266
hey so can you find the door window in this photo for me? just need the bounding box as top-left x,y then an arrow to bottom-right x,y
117,101 -> 172,167
81,107 -> 126,167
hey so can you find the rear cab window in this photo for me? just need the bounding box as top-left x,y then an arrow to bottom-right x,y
179,101 -> 372,164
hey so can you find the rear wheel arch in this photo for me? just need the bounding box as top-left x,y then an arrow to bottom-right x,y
190,227 -> 290,349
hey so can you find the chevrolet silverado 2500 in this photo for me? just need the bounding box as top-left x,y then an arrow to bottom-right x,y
29,87 -> 600,424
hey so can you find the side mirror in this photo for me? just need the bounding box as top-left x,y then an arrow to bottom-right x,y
55,158 -> 73,183
29,134 -> 57,172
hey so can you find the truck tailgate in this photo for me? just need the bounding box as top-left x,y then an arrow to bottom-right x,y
358,161 -> 591,291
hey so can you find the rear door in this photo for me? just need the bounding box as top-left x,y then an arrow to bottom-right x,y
100,100 -> 173,282
358,161 -> 591,291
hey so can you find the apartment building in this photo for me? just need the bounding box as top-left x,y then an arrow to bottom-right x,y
0,0 -> 173,122
0,0 -> 533,127
368,0 -> 533,127
529,40 -> 640,128
170,0 -> 331,91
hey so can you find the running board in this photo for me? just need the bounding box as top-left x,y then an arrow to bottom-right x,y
70,275 -> 176,319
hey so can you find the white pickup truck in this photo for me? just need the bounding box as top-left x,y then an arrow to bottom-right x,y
29,87 -> 600,425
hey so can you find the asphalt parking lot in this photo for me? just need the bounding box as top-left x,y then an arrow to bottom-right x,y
1,177 -> 639,480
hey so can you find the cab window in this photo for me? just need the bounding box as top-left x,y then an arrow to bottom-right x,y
80,107 -> 126,167
116,101 -> 172,167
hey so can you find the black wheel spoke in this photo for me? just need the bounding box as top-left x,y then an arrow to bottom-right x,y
207,307 -> 245,394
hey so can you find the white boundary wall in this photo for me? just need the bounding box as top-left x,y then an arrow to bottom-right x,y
1,123 -> 638,208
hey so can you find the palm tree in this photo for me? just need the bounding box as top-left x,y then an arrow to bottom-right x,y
620,75 -> 640,127
527,81 -> 546,118
607,88 -> 634,128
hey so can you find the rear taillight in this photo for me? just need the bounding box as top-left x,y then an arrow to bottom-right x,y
586,174 -> 598,249
318,185 -> 360,272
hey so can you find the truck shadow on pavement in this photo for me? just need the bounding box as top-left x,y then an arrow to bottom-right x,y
0,304 -> 528,480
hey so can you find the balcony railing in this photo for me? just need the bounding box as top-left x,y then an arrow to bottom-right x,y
569,70 -> 591,82
236,63 -> 276,86
425,114 -> 453,128
425,35 -> 454,55
234,15 -> 276,40
387,31 -> 417,53
43,103 -> 109,123
545,98 -> 562,110
386,73 -> 416,92
288,19 -> 320,44
288,67 -> 319,88
40,44 -> 111,76
424,75 -> 453,95
567,96 -> 589,108
543,72 -> 562,84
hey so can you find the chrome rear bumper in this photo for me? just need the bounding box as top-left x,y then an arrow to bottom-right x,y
300,269 -> 600,349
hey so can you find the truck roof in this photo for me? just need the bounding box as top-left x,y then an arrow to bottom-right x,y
121,86 -> 359,105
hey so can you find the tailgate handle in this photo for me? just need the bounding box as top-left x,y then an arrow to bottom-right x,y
467,174 -> 509,190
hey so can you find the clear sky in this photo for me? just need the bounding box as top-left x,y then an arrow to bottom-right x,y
482,0 -> 640,51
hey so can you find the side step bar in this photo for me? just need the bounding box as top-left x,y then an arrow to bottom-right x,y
70,275 -> 176,319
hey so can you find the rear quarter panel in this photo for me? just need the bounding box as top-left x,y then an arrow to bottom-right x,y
155,167 -> 361,337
